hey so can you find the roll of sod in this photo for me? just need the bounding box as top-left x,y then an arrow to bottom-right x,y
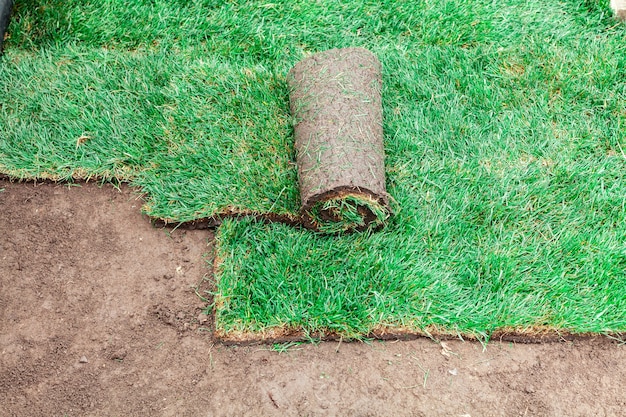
288,47 -> 391,233
0,0 -> 12,54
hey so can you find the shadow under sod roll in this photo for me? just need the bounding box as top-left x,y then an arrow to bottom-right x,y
0,0 -> 13,54
287,47 -> 391,233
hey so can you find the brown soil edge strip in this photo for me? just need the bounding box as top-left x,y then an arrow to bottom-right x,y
0,173 -> 122,184
151,209 -> 303,230
213,325 -> 626,346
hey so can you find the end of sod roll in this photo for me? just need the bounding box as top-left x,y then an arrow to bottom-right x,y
305,188 -> 390,233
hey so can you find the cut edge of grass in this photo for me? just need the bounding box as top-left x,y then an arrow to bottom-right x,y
0,167 -> 138,183
212,322 -> 626,346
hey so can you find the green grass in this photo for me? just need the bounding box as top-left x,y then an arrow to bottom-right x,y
1,0 -> 625,340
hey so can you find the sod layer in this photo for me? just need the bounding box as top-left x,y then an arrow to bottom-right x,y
1,0 -> 625,341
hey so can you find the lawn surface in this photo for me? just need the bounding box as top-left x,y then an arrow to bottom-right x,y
1,0 -> 625,340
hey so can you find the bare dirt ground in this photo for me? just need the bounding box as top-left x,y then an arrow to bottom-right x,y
1,179 -> 625,417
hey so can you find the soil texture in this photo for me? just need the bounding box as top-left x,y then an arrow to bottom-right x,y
1,179 -> 625,416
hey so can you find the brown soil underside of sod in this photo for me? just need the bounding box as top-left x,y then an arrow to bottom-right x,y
289,48 -> 390,230
2,180 -> 626,416
288,48 -> 387,205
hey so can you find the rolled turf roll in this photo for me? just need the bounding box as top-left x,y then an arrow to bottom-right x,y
288,47 -> 391,233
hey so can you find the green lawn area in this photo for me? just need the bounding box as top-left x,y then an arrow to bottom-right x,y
1,0 -> 625,341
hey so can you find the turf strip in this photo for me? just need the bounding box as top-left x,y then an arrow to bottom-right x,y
0,0 -> 625,340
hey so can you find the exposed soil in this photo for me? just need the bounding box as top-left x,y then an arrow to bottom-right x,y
1,179 -> 625,417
